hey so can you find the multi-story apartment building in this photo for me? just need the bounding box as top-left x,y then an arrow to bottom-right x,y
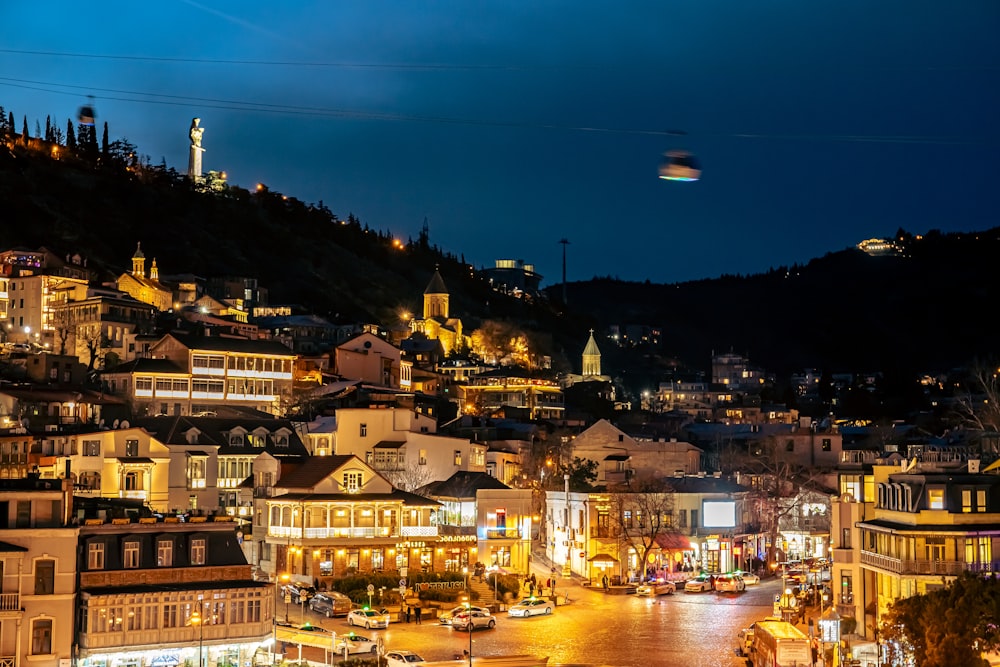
568,419 -> 702,483
49,287 -> 156,366
101,333 -> 296,416
32,417 -> 308,516
831,458 -> 1000,649
76,513 -> 273,667
254,454 -> 453,589
457,370 -> 564,420
420,474 -> 534,574
0,475 -> 78,667
334,332 -> 411,390
545,474 -> 753,582
5,274 -> 89,346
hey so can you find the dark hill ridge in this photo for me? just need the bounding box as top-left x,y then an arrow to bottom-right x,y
556,229 -> 1000,377
2,140 -> 997,385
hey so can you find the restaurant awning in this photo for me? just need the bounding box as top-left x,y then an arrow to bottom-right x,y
588,553 -> 620,564
653,533 -> 692,551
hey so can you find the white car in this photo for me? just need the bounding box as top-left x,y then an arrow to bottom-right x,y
452,610 -> 497,631
332,632 -> 379,655
684,575 -> 714,592
507,597 -> 553,617
636,581 -> 676,596
347,607 -> 390,629
733,570 -> 760,585
384,651 -> 426,667
715,574 -> 746,593
438,605 -> 490,625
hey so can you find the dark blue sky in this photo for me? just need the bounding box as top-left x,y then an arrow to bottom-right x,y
2,1 -> 997,285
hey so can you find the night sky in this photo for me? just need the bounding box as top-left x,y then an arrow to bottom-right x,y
1,1 -> 997,285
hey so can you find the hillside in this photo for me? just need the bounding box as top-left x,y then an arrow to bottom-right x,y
2,137 -> 998,394
557,229 -> 1000,378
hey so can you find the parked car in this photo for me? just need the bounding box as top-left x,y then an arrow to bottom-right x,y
348,607 -> 391,629
732,570 -> 760,585
684,574 -> 714,593
439,605 -> 490,626
714,574 -> 746,593
332,632 -> 379,655
309,591 -> 352,617
507,598 -> 553,617
384,651 -> 426,667
636,581 -> 676,596
452,610 -> 497,631
281,583 -> 316,605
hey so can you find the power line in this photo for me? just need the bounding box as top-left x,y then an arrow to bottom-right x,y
0,48 -> 553,71
0,76 -> 992,147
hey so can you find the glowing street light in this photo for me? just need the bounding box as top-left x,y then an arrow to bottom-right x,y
188,608 -> 205,667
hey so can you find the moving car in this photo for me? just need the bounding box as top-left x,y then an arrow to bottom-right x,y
636,581 -> 676,596
715,574 -> 746,593
384,651 -> 426,667
732,570 -> 760,585
507,597 -> 553,617
332,632 -> 379,655
347,607 -> 390,629
439,605 -> 490,625
684,575 -> 714,592
452,609 -> 497,631
309,591 -> 352,617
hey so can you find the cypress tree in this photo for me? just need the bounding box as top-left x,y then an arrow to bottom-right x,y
21,115 -> 28,144
35,119 -> 41,139
45,115 -> 51,142
8,112 -> 14,135
101,122 -> 109,159
0,107 -> 6,136
66,119 -> 76,150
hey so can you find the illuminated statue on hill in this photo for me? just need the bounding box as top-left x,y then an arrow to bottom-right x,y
188,117 -> 205,181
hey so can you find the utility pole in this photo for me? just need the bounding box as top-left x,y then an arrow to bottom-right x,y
558,238 -> 570,304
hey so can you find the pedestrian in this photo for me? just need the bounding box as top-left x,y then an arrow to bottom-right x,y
414,602 -> 422,624
528,580 -> 535,596
405,602 -> 411,623
709,574 -> 716,590
546,578 -> 552,594
602,574 -> 609,591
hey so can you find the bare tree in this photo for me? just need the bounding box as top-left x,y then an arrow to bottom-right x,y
383,462 -> 434,493
737,436 -> 827,567
607,475 -> 677,579
951,362 -> 1000,432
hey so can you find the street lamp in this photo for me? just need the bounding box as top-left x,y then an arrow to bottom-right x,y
463,601 -> 473,667
280,572 -> 291,623
188,608 -> 205,667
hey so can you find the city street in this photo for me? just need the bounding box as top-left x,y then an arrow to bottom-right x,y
283,577 -> 784,667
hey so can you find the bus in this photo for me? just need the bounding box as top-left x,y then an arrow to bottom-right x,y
748,620 -> 812,667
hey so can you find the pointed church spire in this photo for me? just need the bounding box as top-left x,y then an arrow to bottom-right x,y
150,258 -> 159,281
582,329 -> 602,377
423,265 -> 450,319
131,242 -> 146,278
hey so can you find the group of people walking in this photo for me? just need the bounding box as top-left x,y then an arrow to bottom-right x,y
522,572 -> 554,597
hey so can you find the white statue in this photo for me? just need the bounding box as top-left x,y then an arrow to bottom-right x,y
188,117 -> 205,180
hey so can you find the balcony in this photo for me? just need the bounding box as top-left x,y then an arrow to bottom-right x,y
0,593 -> 19,614
485,528 -> 522,539
860,550 -> 998,576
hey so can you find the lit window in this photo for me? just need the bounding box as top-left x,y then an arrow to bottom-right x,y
88,543 -> 105,570
360,423 -> 367,437
191,538 -> 206,565
928,488 -> 945,510
158,540 -> 173,567
124,541 -> 140,568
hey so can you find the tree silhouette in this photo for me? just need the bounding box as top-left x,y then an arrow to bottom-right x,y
21,115 -> 28,145
101,122 -> 109,160
883,572 -> 1000,667
66,119 -> 76,150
